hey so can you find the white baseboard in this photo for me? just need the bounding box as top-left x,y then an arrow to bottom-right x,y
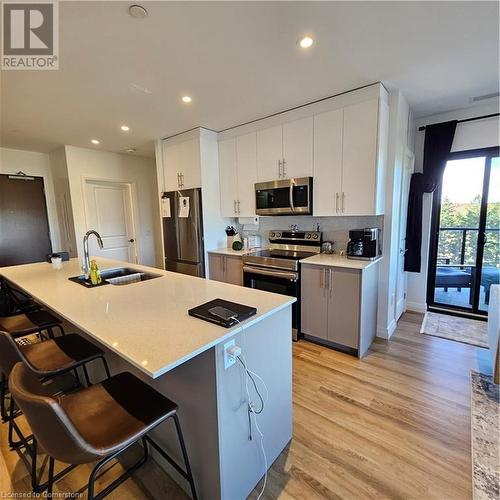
406,301 -> 427,314
376,319 -> 397,339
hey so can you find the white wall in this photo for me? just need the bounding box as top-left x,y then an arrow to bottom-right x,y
406,101 -> 500,312
64,146 -> 161,267
376,90 -> 412,338
0,147 -> 61,252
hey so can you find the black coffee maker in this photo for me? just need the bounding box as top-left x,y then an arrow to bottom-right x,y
346,228 -> 380,260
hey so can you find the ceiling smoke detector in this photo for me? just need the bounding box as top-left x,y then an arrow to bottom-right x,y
129,5 -> 148,18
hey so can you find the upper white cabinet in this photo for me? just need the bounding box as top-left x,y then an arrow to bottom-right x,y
313,97 -> 388,216
313,108 -> 343,216
162,137 -> 201,191
218,138 -> 238,216
218,132 -> 257,217
236,133 -> 257,216
282,117 -> 313,179
256,118 -> 313,182
216,83 -> 389,217
256,125 -> 282,181
341,99 -> 385,215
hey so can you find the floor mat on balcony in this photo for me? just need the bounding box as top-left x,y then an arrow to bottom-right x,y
420,311 -> 488,348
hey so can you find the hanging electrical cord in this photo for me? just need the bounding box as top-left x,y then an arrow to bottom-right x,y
230,317 -> 269,500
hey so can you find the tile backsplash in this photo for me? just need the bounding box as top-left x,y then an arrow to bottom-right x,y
242,215 -> 384,253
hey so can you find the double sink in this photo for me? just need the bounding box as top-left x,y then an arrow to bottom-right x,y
69,267 -> 162,287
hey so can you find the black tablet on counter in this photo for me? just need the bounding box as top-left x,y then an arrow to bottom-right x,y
188,298 -> 257,328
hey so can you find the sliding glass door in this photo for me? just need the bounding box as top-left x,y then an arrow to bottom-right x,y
428,147 -> 499,316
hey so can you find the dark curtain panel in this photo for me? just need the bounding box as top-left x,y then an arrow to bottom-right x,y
404,120 -> 457,272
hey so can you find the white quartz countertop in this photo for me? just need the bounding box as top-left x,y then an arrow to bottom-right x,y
300,254 -> 383,270
0,258 -> 295,379
207,247 -> 263,257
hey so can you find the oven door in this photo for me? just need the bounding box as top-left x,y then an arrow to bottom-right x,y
255,177 -> 312,216
243,265 -> 300,340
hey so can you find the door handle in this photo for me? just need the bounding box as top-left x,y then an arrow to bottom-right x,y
335,193 -> 339,214
128,238 -> 135,243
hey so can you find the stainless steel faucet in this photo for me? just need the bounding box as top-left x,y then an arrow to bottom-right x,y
83,230 -> 103,274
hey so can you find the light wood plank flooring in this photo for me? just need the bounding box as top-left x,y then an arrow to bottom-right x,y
0,312 -> 490,499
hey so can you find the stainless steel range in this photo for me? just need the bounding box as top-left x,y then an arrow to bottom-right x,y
243,230 -> 322,341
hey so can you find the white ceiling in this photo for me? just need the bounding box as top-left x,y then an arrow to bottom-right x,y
1,1 -> 498,157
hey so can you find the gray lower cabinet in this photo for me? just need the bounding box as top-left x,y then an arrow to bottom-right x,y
208,253 -> 243,286
301,263 -> 378,357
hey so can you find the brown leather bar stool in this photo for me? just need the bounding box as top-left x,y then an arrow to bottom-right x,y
0,309 -> 64,341
0,330 -> 111,457
9,363 -> 198,500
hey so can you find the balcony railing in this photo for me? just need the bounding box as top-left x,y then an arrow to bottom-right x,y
438,226 -> 499,266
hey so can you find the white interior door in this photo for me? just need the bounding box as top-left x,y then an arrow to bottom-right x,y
395,148 -> 414,319
84,180 -> 138,263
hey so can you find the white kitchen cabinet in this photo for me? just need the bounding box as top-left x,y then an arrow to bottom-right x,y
256,125 -> 282,182
236,132 -> 257,216
218,138 -> 238,217
218,133 -> 258,217
341,98 -> 387,215
162,137 -> 201,191
282,116 -> 313,179
312,98 -> 388,216
313,109 -> 343,216
256,119 -> 313,182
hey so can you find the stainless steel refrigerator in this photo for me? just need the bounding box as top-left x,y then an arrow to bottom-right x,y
162,188 -> 205,277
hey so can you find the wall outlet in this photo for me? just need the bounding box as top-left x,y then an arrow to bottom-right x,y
223,339 -> 236,370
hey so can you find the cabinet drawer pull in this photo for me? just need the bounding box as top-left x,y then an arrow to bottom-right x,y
278,159 -> 282,178
282,158 -> 287,177
237,200 -> 241,214
341,192 -> 345,213
335,193 -> 339,213
329,269 -> 333,296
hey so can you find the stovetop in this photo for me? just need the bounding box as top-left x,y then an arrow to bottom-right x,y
243,230 -> 322,272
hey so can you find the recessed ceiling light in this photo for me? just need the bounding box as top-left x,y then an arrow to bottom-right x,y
91,139 -> 100,145
181,95 -> 192,103
298,36 -> 314,49
120,125 -> 130,131
129,4 -> 148,18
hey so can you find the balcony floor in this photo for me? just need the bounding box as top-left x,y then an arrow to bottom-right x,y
434,286 -> 489,311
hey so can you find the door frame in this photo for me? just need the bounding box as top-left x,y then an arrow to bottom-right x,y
427,146 -> 500,317
395,147 -> 414,320
81,177 -> 140,264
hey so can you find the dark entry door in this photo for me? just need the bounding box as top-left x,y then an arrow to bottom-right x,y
0,174 -> 52,266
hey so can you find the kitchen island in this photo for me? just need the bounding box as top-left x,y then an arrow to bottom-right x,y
0,258 -> 295,499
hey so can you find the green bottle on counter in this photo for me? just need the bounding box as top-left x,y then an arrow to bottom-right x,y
89,259 -> 102,286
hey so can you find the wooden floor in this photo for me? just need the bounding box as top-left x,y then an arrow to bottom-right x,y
0,312 -> 491,499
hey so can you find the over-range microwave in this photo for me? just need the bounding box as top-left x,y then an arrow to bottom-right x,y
255,177 -> 313,216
